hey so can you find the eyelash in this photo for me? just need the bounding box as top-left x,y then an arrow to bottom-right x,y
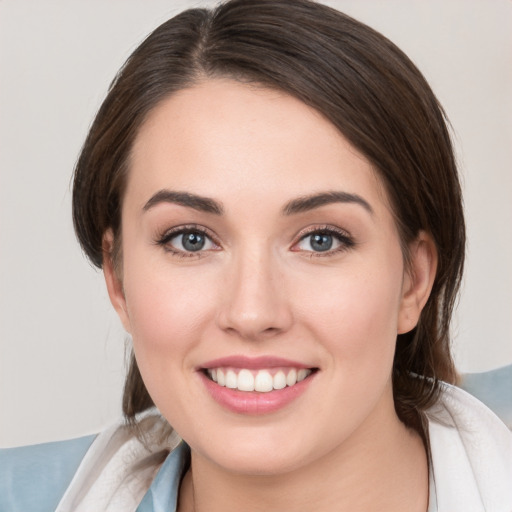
156,224 -> 219,258
155,224 -> 355,258
293,225 -> 355,257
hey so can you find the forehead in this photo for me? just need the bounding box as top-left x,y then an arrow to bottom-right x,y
127,79 -> 389,213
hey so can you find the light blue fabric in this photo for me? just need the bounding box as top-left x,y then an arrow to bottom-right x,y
0,434 -> 96,512
0,435 -> 188,512
459,364 -> 512,429
137,442 -> 190,512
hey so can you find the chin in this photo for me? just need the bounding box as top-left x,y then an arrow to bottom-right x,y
190,426 -> 321,476
214,449 -> 308,476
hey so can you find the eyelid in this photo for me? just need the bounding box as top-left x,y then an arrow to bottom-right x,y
156,224 -> 221,254
291,224 -> 355,255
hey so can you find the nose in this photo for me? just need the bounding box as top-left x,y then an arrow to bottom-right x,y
216,247 -> 293,341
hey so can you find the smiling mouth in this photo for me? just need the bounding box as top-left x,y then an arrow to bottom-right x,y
203,367 -> 317,393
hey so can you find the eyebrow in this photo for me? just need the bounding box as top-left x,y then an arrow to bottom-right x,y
143,190 -> 224,215
282,191 -> 373,216
142,189 -> 373,217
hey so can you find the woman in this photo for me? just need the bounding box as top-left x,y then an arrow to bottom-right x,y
2,1 -> 511,510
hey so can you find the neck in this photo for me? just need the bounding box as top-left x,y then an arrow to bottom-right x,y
178,394 -> 428,512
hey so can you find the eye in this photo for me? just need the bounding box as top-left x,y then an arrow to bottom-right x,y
294,227 -> 354,255
157,226 -> 218,255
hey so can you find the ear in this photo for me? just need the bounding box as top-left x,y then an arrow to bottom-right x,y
397,231 -> 438,334
102,229 -> 132,333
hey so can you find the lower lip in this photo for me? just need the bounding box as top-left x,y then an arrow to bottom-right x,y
199,371 -> 315,415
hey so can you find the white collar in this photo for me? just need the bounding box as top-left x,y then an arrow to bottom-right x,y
426,383 -> 512,511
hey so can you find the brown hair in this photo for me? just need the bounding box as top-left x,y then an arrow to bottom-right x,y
72,0 -> 465,433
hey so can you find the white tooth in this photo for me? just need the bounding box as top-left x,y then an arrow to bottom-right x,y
254,370 -> 273,392
226,370 -> 237,389
286,368 -> 297,387
297,369 -> 310,382
211,369 -> 217,382
273,371 -> 287,390
237,369 -> 255,391
217,369 -> 226,386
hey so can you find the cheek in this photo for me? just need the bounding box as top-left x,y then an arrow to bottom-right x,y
122,261 -> 222,417
298,261 -> 403,374
122,254 -> 219,360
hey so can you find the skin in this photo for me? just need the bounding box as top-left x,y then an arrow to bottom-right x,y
103,79 -> 437,511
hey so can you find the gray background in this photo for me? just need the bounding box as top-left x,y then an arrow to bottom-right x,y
1,0 -> 511,447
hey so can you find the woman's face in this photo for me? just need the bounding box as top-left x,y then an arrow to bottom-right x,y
106,79 -> 433,475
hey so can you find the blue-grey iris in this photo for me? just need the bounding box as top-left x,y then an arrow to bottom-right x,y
311,233 -> 333,252
182,232 -> 205,251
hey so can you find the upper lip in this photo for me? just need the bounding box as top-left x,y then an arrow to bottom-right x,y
199,355 -> 314,370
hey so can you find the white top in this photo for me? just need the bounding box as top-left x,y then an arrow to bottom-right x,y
426,384 -> 512,511
55,384 -> 512,512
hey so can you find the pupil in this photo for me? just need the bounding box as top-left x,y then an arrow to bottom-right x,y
182,232 -> 205,251
311,233 -> 332,252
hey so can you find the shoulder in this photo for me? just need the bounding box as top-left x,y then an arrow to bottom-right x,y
0,434 -> 96,512
427,382 -> 512,511
55,412 -> 180,510
459,364 -> 512,429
